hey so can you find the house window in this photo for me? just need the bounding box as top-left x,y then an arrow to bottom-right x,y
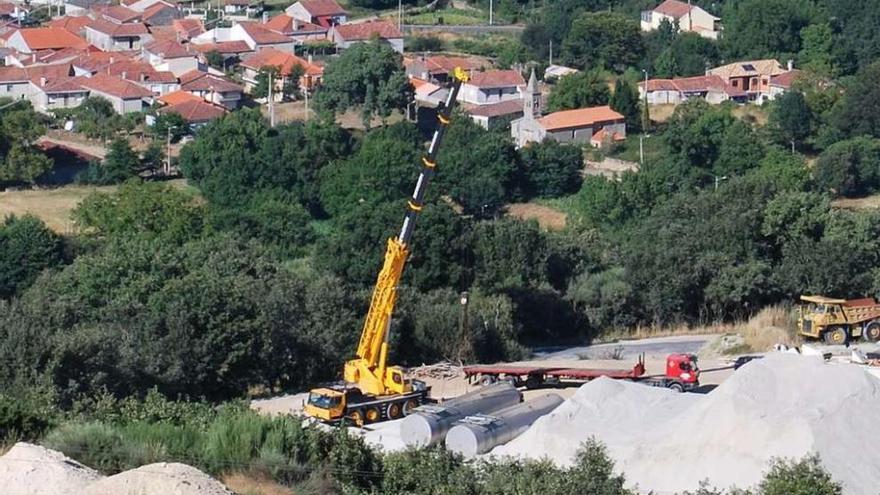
731,80 -> 738,87
641,11 -> 652,23
5,84 -> 11,92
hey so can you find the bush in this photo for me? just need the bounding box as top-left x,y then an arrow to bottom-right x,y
0,214 -> 64,299
759,454 -> 842,495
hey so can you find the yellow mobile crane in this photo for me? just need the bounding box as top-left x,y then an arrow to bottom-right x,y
304,68 -> 469,426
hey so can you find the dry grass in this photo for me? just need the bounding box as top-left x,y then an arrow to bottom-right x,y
732,104 -> 769,125
0,185 -> 117,233
597,305 -> 799,353
505,202 -> 567,230
222,472 -> 294,495
646,104 -> 677,123
831,194 -> 880,210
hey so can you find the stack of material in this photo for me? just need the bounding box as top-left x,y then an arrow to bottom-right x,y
83,463 -> 232,495
0,443 -> 103,495
408,362 -> 464,381
493,354 -> 880,494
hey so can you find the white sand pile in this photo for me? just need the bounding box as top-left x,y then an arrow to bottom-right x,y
491,377 -> 700,467
349,418 -> 408,452
493,354 -> 880,494
83,462 -> 232,495
0,442 -> 104,495
251,392 -> 310,416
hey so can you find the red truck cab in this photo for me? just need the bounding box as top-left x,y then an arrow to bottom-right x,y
666,353 -> 699,385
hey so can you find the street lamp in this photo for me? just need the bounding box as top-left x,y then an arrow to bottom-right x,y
639,134 -> 651,166
714,175 -> 728,191
459,291 -> 470,361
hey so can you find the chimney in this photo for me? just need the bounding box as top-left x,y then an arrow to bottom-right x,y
31,53 -> 36,63
787,59 -> 793,71
110,56 -> 115,64
262,11 -> 268,23
122,70 -> 127,79
292,17 -> 299,30
141,72 -> 147,82
40,77 -> 46,87
307,54 -> 312,65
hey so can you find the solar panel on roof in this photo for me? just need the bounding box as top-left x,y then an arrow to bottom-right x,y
741,64 -> 756,72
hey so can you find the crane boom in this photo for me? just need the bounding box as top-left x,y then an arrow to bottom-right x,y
342,68 -> 469,397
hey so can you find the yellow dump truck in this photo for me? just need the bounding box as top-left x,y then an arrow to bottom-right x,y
798,295 -> 880,344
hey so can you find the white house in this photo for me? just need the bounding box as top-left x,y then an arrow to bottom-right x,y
640,0 -> 720,40
179,70 -> 244,109
31,78 -> 90,112
85,19 -> 152,51
329,20 -> 403,53
77,74 -> 153,113
285,0 -> 347,28
191,22 -> 295,52
143,39 -> 202,76
638,74 -> 746,105
4,27 -> 89,53
458,69 -> 524,106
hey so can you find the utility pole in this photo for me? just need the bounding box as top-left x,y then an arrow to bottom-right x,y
304,86 -> 309,121
639,135 -> 644,165
397,0 -> 402,30
489,0 -> 493,25
165,127 -> 172,175
268,71 -> 274,127
549,40 -> 552,66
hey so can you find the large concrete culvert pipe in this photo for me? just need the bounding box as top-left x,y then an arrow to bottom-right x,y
401,382 -> 522,447
445,393 -> 564,458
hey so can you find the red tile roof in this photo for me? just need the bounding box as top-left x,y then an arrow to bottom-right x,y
467,69 -> 524,89
191,40 -> 253,54
71,51 -> 138,73
172,18 -> 204,39
263,13 -> 326,35
0,66 -> 28,83
333,20 -> 401,41
158,98 -> 226,122
92,5 -> 141,23
179,70 -> 243,92
770,69 -> 801,89
41,77 -> 87,93
424,55 -> 488,74
145,39 -> 194,58
158,89 -> 202,105
538,105 -> 624,131
590,128 -> 625,144
640,74 -> 746,97
102,60 -> 178,83
46,15 -> 91,35
15,27 -> 89,50
463,99 -> 523,118
653,0 -> 692,18
238,22 -> 294,45
240,47 -> 322,76
86,19 -> 149,36
297,0 -> 347,17
78,73 -> 154,98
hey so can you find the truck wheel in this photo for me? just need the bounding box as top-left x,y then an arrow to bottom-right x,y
823,327 -> 848,345
480,374 -> 496,386
349,410 -> 365,427
402,399 -> 419,416
365,407 -> 381,424
386,402 -> 402,420
864,322 -> 880,342
668,382 -> 684,393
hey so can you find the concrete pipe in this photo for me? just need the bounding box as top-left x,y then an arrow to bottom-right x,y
445,393 -> 564,458
400,382 -> 522,447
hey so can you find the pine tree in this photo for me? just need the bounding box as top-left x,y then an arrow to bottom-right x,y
609,79 -> 641,134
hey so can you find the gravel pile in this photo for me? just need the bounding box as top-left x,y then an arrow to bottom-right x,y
0,442 -> 103,495
493,354 -> 880,494
83,463 -> 233,495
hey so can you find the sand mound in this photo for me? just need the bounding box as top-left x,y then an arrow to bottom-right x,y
83,462 -> 232,495
493,354 -> 880,494
0,442 -> 104,495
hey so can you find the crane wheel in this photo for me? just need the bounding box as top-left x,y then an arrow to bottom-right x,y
402,399 -> 419,416
823,327 -> 848,345
386,402 -> 402,420
480,374 -> 496,386
668,382 -> 684,393
365,408 -> 381,424
348,410 -> 365,427
864,322 -> 880,342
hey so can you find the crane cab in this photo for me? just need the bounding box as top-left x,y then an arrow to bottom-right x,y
303,388 -> 346,421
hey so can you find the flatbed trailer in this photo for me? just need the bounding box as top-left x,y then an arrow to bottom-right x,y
463,353 -> 700,392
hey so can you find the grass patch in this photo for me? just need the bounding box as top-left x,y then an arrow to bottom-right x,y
0,184 -> 118,233
606,133 -> 665,165
405,8 -> 487,25
535,194 -> 584,229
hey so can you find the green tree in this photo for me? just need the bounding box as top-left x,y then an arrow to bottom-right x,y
205,50 -> 224,70
210,192 -> 314,257
768,91 -> 813,151
0,215 -> 64,299
715,120 -> 764,177
0,146 -> 53,185
150,112 -> 189,142
664,99 -> 735,173
813,137 -> 880,197
830,62 -> 880,139
561,11 -> 644,72
471,219 -> 548,292
609,79 -> 641,134
759,455 -> 841,495
546,70 -> 611,113
313,41 -> 412,127
519,140 -> 583,198
798,23 -> 836,76
0,103 -> 53,184
251,66 -> 280,100
75,96 -> 119,141
101,138 -> 140,184
283,63 -> 305,100
720,0 -> 815,60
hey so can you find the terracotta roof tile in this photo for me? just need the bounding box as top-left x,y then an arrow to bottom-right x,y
770,69 -> 801,89
41,77 -> 87,93
46,15 -> 91,35
172,18 -> 204,39
240,47 -> 322,76
142,1 -> 177,20
537,105 -> 624,131
16,27 -> 89,50
263,13 -> 326,35
145,39 -> 194,58
466,69 -> 524,89
190,40 -> 252,54
158,89 -> 201,105
298,0 -> 347,17
78,73 -> 154,98
709,59 -> 786,79
653,0 -> 692,18
92,4 -> 141,23
0,65 -> 28,82
590,128 -> 625,144
333,20 -> 401,41
423,55 -> 489,74
179,70 -> 243,92
641,75 -> 747,97
158,98 -> 226,122
463,99 -> 523,118
87,19 -> 150,37
238,22 -> 293,44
